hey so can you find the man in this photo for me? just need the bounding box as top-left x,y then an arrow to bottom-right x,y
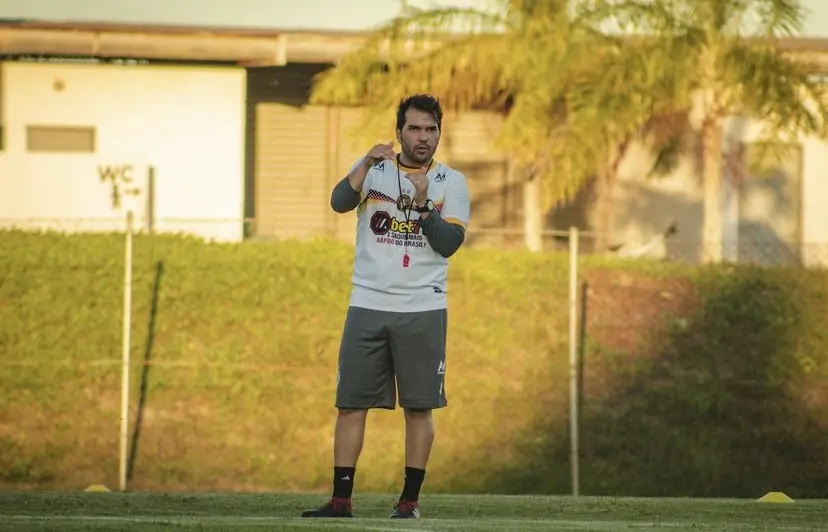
301,94 -> 470,520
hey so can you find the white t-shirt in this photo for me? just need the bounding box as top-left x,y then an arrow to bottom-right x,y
346,157 -> 471,313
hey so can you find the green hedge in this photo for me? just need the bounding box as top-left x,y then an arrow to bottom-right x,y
1,230 -> 826,498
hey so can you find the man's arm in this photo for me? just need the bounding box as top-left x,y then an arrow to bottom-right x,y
331,158 -> 370,213
331,142 -> 396,213
419,172 -> 471,258
421,214 -> 466,258
330,176 -> 363,213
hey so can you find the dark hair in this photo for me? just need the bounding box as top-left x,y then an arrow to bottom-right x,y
396,94 -> 443,131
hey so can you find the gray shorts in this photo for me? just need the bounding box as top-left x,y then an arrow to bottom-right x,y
335,306 -> 448,410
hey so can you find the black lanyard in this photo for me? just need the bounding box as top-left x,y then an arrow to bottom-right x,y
396,155 -> 433,268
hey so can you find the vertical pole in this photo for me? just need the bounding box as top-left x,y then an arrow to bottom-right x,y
568,226 -> 580,496
119,210 -> 134,492
146,166 -> 155,234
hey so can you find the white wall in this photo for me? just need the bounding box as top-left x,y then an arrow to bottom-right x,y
611,140 -> 704,262
800,135 -> 828,267
0,61 -> 246,242
610,115 -> 828,268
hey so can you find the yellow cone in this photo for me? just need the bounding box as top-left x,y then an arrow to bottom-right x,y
84,484 -> 111,492
758,491 -> 794,503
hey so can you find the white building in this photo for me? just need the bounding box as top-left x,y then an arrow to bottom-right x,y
0,20 -> 359,242
0,60 -> 247,241
605,111 -> 828,269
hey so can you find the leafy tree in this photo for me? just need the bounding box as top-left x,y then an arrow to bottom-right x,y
310,0 -> 673,251
590,0 -> 828,263
310,0 -> 826,260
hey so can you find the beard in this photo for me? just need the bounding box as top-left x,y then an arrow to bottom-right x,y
402,141 -> 435,166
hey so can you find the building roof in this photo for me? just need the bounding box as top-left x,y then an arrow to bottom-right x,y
2,18 -> 828,69
0,19 -> 371,65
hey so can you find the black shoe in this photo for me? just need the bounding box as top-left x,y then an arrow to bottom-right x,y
301,497 -> 353,518
390,499 -> 420,519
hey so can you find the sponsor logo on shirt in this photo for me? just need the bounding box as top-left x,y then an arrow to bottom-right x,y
370,211 -> 428,248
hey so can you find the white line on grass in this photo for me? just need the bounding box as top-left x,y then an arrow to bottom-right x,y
0,514 -> 817,531
0,515 -> 433,531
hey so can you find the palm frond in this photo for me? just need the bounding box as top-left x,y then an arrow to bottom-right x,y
310,5 -> 513,108
364,6 -> 509,58
311,32 -> 511,108
723,42 -> 828,136
751,0 -> 805,36
392,5 -> 509,33
582,0 -> 678,34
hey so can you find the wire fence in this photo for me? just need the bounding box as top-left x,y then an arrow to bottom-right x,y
2,215 -> 828,497
2,214 -> 827,268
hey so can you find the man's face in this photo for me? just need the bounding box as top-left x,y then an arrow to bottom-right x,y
397,108 -> 441,166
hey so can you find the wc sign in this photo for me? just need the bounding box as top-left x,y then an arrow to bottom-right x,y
98,164 -> 141,209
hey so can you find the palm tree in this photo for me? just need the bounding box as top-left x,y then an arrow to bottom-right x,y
557,33 -> 692,251
588,0 -> 828,263
309,0 -> 673,251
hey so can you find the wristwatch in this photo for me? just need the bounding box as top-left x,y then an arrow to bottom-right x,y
414,199 -> 435,213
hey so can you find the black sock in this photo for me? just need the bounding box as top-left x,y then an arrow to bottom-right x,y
332,466 -> 355,499
400,467 -> 426,502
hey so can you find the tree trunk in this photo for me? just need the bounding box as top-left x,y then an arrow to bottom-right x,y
593,167 -> 616,252
701,118 -> 724,264
523,175 -> 543,252
594,141 -> 626,252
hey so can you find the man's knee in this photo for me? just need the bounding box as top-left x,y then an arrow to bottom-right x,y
404,408 -> 432,419
338,408 -> 368,417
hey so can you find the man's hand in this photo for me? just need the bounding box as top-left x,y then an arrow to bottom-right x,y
346,141 -> 395,193
406,173 -> 430,207
364,141 -> 396,167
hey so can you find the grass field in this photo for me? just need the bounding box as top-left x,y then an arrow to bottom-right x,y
3,232 -> 828,499
0,492 -> 825,531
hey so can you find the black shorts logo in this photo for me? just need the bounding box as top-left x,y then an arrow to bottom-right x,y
370,211 -> 392,235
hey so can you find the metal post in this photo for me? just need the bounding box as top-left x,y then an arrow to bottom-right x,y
568,226 -> 580,496
119,210 -> 134,492
146,166 -> 155,234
